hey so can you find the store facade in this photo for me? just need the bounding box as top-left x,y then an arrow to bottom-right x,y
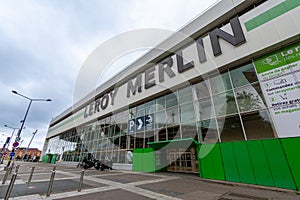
43,0 -> 300,191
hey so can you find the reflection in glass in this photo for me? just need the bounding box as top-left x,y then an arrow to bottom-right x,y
230,63 -> 258,88
178,87 -> 193,104
194,80 -> 210,99
156,96 -> 165,111
146,100 -> 155,114
167,125 -> 180,140
145,130 -> 156,147
209,72 -> 232,94
180,103 -> 195,123
135,132 -> 144,148
166,107 -> 180,126
155,110 -> 166,128
198,119 -> 219,143
218,115 -> 244,142
166,93 -> 178,108
213,90 -> 238,117
181,123 -> 198,140
242,110 -> 275,140
235,83 -> 266,112
198,97 -> 215,120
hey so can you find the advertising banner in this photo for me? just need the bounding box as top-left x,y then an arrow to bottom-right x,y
254,42 -> 300,137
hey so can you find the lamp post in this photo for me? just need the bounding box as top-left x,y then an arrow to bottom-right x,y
2,125 -> 25,164
7,90 -> 51,167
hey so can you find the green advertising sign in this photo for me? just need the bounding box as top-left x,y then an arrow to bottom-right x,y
254,41 -> 300,74
254,41 -> 300,138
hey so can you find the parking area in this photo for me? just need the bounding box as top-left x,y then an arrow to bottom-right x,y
0,161 -> 299,200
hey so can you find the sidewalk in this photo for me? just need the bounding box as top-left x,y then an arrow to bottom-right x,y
0,161 -> 299,200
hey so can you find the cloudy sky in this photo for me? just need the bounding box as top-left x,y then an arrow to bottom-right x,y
0,0 -> 218,150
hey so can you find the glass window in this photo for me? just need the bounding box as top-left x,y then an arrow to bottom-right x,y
194,80 -> 210,99
155,110 -> 166,128
213,90 -> 238,117
235,83 -> 266,113
120,135 -> 126,149
156,96 -> 165,111
128,135 -> 135,149
137,107 -> 145,117
242,110 -> 276,140
121,117 -> 128,135
180,103 -> 196,123
166,106 -> 180,126
167,126 -> 180,140
137,103 -> 145,111
166,92 -> 178,108
135,132 -> 144,148
218,115 -> 244,142
145,130 -> 156,147
230,63 -> 258,88
209,72 -> 232,94
198,119 -> 219,144
129,107 -> 136,119
146,100 -> 155,114
181,123 -> 198,140
198,97 -> 215,120
158,128 -> 167,141
178,87 -> 193,104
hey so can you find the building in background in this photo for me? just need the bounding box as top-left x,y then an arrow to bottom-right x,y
0,147 -> 41,162
42,0 -> 300,191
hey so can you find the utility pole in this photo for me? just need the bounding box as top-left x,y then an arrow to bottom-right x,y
22,130 -> 38,161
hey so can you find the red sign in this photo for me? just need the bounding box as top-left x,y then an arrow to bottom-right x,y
12,142 -> 19,148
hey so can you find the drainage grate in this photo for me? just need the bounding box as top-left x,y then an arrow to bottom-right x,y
217,192 -> 269,200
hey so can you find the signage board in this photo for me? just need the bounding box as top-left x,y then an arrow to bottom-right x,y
128,114 -> 154,133
254,41 -> 300,137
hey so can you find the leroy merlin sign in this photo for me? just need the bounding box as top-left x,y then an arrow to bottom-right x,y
254,41 -> 300,138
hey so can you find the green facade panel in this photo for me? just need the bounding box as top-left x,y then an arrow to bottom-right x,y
281,137 -> 300,191
133,148 -> 155,172
133,148 -> 143,172
220,143 -> 240,182
142,148 -> 155,172
263,139 -> 296,190
198,144 -> 225,180
232,142 -> 256,185
247,140 -> 274,187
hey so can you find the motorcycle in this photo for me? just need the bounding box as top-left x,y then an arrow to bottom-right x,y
94,159 -> 113,171
77,158 -> 95,169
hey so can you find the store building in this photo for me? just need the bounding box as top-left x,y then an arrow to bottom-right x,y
42,0 -> 300,191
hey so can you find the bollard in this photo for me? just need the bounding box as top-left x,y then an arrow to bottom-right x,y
15,165 -> 20,173
28,166 -> 35,183
78,170 -> 84,192
2,168 -> 10,184
4,173 -> 17,200
8,165 -> 13,174
53,165 -> 56,171
46,170 -> 56,197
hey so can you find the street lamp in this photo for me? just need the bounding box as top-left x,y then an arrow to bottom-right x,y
2,125 -> 25,164
12,90 -> 51,140
7,90 -> 51,167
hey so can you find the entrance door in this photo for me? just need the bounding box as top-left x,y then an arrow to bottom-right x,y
166,147 -> 198,173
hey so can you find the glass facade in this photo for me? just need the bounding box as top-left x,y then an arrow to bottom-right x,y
45,62 -> 277,163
